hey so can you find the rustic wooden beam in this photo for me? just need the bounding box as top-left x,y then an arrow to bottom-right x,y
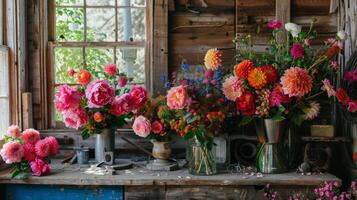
276,0 -> 291,42
22,92 -> 33,129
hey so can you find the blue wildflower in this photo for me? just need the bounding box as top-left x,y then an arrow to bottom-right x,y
164,82 -> 172,89
160,74 -> 166,82
181,63 -> 190,71
213,69 -> 222,81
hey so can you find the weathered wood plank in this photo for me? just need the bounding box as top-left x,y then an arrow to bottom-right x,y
276,0 -> 291,42
125,186 -> 165,200
21,93 -> 33,129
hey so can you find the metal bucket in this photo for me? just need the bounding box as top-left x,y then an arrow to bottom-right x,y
95,129 -> 115,163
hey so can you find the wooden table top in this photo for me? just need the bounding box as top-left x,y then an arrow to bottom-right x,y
0,159 -> 341,186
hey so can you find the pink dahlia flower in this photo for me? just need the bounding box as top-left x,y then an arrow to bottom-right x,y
85,80 -> 115,108
280,67 -> 312,97
62,107 -> 88,129
111,94 -> 132,116
55,85 -> 83,112
21,129 -> 40,145
166,85 -> 189,110
30,158 -> 50,176
0,141 -> 23,164
129,85 -> 148,109
35,139 -> 51,158
290,43 -> 304,59
321,79 -> 336,97
117,75 -> 128,88
104,63 -> 117,77
132,116 -> 151,138
44,136 -> 59,156
267,19 -> 282,29
151,121 -> 163,134
222,76 -> 245,101
6,125 -> 21,138
23,143 -> 36,162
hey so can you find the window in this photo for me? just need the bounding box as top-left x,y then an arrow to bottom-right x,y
49,0 -> 150,128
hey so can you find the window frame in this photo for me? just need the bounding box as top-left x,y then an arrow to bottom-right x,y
47,0 -> 152,129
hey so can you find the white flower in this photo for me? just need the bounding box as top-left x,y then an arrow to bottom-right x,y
337,30 -> 348,40
303,102 -> 320,120
285,22 -> 302,37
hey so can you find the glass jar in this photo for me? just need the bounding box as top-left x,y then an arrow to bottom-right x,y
188,138 -> 217,175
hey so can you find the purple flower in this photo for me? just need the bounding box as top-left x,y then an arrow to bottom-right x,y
290,43 -> 304,59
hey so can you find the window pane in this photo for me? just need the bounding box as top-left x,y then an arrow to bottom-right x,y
55,0 -> 83,6
86,0 -> 115,6
55,48 -> 83,84
86,48 -> 114,79
118,0 -> 145,7
116,48 -> 145,84
0,98 -> 10,138
118,8 -> 146,41
56,8 -> 84,42
86,8 -> 116,42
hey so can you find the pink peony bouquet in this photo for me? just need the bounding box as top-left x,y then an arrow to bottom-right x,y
228,19 -> 347,126
0,125 -> 58,178
55,63 -> 148,139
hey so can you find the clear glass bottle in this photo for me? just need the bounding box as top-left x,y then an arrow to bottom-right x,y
188,138 -> 217,175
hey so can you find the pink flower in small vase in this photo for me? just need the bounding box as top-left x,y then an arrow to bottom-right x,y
68,68 -> 75,77
132,116 -> 151,138
111,94 -> 132,116
44,136 -> 59,156
62,107 -> 88,129
0,141 -> 23,164
85,80 -> 115,108
348,101 -> 357,113
129,85 -> 148,110
21,129 -> 40,145
151,121 -> 163,134
166,85 -> 189,110
6,125 -> 21,138
55,85 -> 83,112
290,43 -> 304,59
23,143 -> 36,162
117,75 -> 128,88
104,63 -> 117,77
267,19 -> 282,29
30,158 -> 50,176
35,139 -> 51,158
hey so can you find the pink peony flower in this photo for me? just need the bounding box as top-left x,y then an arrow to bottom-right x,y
281,67 -> 312,97
21,129 -> 40,145
104,63 -> 117,77
268,85 -> 290,107
132,116 -> 151,138
290,43 -> 304,59
222,76 -> 245,101
166,85 -> 189,110
117,75 -> 128,88
23,143 -> 36,162
68,68 -> 75,77
30,158 -> 50,176
111,94 -> 132,116
55,85 -> 83,112
348,101 -> 357,113
330,60 -> 340,70
35,139 -> 51,158
44,136 -> 59,156
6,125 -> 21,138
129,85 -> 148,109
151,121 -> 163,134
85,80 -> 115,108
0,141 -> 23,164
267,19 -> 282,29
321,79 -> 336,97
62,107 -> 88,129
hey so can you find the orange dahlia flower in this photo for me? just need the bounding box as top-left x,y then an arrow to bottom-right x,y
204,48 -> 222,71
77,69 -> 92,86
280,67 -> 312,97
247,68 -> 268,89
234,60 -> 254,79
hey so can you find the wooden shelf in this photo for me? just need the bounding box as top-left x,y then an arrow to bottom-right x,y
302,136 -> 351,143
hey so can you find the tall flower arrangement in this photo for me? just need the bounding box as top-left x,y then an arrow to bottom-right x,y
55,64 -> 148,139
0,125 -> 58,178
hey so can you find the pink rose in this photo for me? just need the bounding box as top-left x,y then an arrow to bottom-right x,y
290,43 -> 304,59
117,75 -> 128,88
62,107 -> 88,129
267,19 -> 282,29
166,85 -> 188,110
151,121 -> 163,134
104,63 -> 117,77
23,143 -> 36,162
111,94 -> 132,116
6,125 -> 21,138
0,141 -> 23,164
129,85 -> 148,109
348,101 -> 357,113
85,80 -> 115,108
55,85 -> 83,112
132,116 -> 151,138
30,158 -> 50,176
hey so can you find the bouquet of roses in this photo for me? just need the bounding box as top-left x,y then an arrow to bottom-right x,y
55,63 -> 148,139
0,125 -> 58,178
132,95 -> 180,142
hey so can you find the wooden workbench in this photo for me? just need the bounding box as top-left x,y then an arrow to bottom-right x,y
0,161 -> 341,200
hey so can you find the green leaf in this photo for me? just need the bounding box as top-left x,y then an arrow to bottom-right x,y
13,172 -> 30,179
81,130 -> 91,140
272,115 -> 286,122
239,116 -> 253,126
